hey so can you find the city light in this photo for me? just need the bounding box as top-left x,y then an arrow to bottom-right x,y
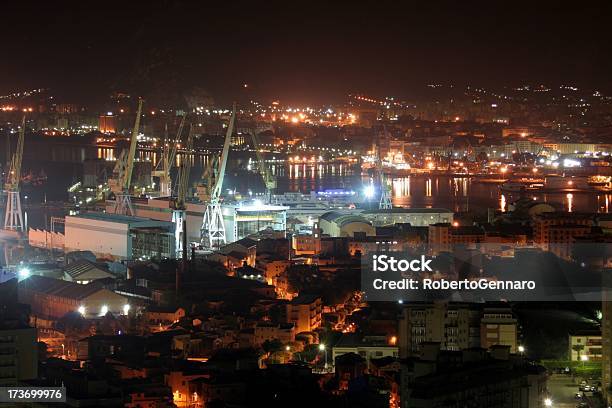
4,5 -> 612,405
18,267 -> 30,280
363,184 -> 375,199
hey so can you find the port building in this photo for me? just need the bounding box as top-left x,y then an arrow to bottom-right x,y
64,212 -> 175,260
18,275 -> 128,319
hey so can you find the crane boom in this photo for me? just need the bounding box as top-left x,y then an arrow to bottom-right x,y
211,103 -> 236,202
113,99 -> 143,215
176,124 -> 194,210
169,113 -> 186,172
4,115 -> 26,231
250,129 -> 276,201
6,116 -> 25,191
123,98 -> 143,191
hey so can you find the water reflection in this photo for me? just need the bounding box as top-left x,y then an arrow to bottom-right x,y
384,175 -> 608,214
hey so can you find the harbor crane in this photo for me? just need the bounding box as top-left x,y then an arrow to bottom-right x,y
113,98 -> 143,215
250,128 -> 276,202
377,152 -> 392,209
173,124 -> 194,258
375,128 -> 392,209
152,114 -> 186,196
4,115 -> 26,231
195,152 -> 218,203
201,103 -> 236,250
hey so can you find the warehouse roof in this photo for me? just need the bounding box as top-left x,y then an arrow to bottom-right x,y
20,275 -> 105,300
64,260 -> 114,281
320,211 -> 370,227
68,212 -> 151,224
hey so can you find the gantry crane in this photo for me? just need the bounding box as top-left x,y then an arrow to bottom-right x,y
201,103 -> 236,250
4,116 -> 26,231
375,128 -> 392,210
377,151 -> 392,210
250,129 -> 276,202
113,98 -> 143,215
173,124 -> 194,258
152,114 -> 186,196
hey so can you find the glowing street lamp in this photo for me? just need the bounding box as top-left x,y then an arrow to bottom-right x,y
518,345 -> 525,354
78,306 -> 86,315
363,184 -> 375,199
319,343 -> 328,369
543,397 -> 552,407
18,267 -> 30,280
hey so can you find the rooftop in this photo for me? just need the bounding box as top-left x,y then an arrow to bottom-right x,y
289,294 -> 321,305
64,260 -> 114,280
68,212 -> 151,224
20,275 -> 105,300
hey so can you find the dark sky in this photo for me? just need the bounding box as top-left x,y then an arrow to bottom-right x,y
2,1 -> 612,104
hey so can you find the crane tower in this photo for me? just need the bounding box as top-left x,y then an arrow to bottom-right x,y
4,116 -> 26,231
201,104 -> 236,250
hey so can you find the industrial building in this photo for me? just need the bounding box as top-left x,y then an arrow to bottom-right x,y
18,275 -> 129,319
105,197 -> 288,246
64,212 -> 175,260
318,211 -> 376,237
222,201 -> 288,243
361,207 -> 454,227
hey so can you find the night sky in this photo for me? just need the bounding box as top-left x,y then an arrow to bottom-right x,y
2,1 -> 612,104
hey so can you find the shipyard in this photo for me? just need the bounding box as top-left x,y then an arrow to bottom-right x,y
2,2 -> 612,407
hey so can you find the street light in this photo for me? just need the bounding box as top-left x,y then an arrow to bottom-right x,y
580,354 -> 589,362
18,267 -> 30,280
518,345 -> 525,354
319,343 -> 328,370
543,397 -> 552,407
363,184 -> 375,200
